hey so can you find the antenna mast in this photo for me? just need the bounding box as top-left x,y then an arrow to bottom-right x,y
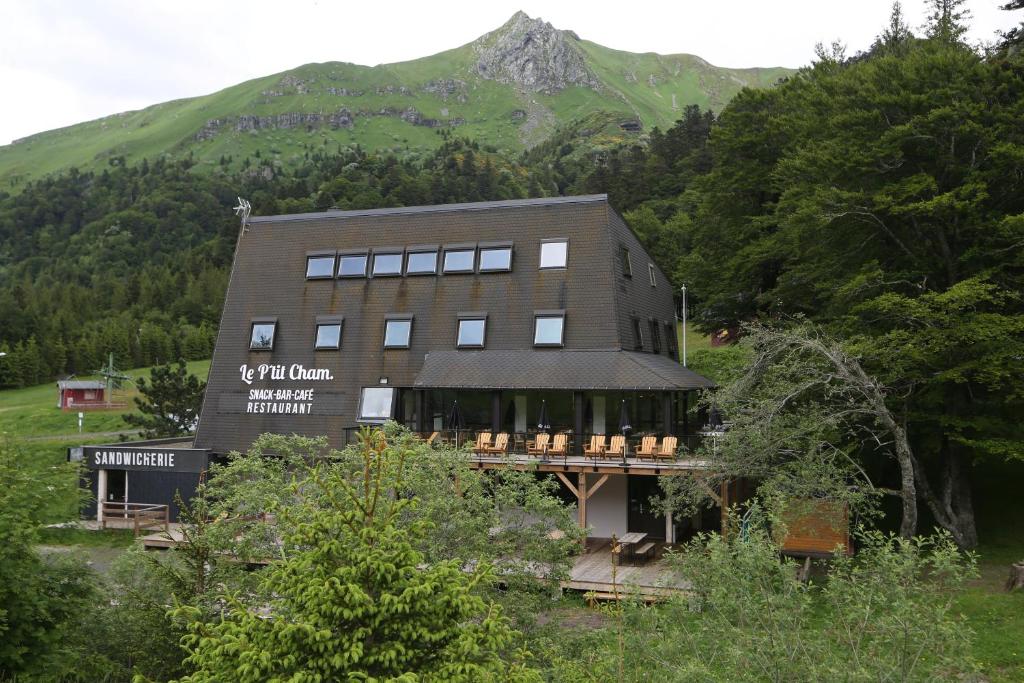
233,197 -> 252,234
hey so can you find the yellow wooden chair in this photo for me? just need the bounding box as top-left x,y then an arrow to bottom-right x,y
473,431 -> 492,454
583,434 -> 607,459
606,435 -> 627,458
655,436 -> 678,462
485,432 -> 510,456
526,433 -> 550,456
636,436 -> 658,461
548,433 -> 569,458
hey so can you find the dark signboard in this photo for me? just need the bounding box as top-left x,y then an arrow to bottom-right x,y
83,446 -> 209,473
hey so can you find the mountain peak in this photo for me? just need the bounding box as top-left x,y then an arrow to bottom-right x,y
473,11 -> 599,94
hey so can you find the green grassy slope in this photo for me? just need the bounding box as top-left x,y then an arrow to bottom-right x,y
0,19 -> 793,188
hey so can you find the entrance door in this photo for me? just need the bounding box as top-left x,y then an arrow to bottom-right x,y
627,475 -> 665,539
107,469 -> 127,519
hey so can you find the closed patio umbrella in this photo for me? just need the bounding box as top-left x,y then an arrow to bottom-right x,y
536,399 -> 551,433
447,400 -> 464,443
709,406 -> 723,429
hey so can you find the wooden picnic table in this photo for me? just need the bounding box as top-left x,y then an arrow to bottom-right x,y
615,532 -> 647,564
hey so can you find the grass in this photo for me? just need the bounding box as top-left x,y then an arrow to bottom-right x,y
0,359 -> 210,439
0,25 -> 795,189
37,526 -> 136,548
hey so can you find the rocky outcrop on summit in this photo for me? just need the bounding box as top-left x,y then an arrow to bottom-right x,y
473,11 -> 601,94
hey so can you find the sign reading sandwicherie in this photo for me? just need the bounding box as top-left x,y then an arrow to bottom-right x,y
82,446 -> 209,473
239,363 -> 335,415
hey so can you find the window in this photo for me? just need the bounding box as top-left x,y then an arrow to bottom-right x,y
665,322 -> 678,359
648,263 -> 657,287
315,323 -> 342,349
479,246 -> 512,272
620,246 -> 632,277
539,240 -> 568,269
649,319 -> 662,354
383,318 -> 412,348
631,317 -> 644,351
443,248 -> 475,273
372,251 -> 403,276
338,253 -> 368,278
406,250 -> 438,275
457,318 -> 487,348
306,254 -> 335,279
358,387 -> 396,423
250,321 -> 276,350
534,313 -> 565,347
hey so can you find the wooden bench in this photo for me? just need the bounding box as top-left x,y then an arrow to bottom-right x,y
634,542 -> 657,564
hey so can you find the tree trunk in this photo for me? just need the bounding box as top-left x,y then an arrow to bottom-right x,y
910,445 -> 979,549
1007,562 -> 1024,592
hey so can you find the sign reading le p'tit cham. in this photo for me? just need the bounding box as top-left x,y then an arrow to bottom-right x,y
239,363 -> 335,415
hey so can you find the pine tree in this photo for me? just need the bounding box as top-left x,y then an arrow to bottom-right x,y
924,0 -> 971,43
122,359 -> 205,438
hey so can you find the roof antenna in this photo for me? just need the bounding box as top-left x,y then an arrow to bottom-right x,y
233,197 -> 252,233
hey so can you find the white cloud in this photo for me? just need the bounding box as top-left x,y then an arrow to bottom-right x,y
0,0 -> 1019,144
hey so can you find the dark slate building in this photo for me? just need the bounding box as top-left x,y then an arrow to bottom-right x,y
80,195 -> 720,541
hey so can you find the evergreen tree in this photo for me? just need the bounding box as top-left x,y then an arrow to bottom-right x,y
123,359 -> 205,438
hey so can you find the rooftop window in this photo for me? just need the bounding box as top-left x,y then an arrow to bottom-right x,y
358,387 -> 396,423
315,322 -> 342,350
479,246 -> 512,272
250,321 -> 276,350
443,248 -> 475,273
338,253 -> 368,278
648,263 -> 657,287
406,250 -> 438,275
665,322 -> 678,359
384,317 -> 412,349
457,317 -> 487,348
306,254 -> 335,279
372,252 -> 403,277
539,240 -> 568,269
534,312 -> 565,347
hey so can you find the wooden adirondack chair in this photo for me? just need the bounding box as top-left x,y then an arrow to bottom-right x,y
583,434 -> 607,458
606,435 -> 627,458
654,436 -> 678,462
526,433 -> 550,456
636,435 -> 658,460
473,431 -> 492,454
548,433 -> 569,458
485,432 -> 510,456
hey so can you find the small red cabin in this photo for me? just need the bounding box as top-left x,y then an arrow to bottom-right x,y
56,380 -> 106,410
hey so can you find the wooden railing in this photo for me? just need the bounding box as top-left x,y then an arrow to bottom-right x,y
101,502 -> 170,536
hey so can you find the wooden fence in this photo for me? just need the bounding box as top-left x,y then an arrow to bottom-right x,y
101,502 -> 170,536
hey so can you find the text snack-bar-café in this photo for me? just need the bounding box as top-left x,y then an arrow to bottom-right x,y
75,195 -> 739,544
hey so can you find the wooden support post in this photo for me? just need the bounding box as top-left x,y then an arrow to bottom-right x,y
555,471 -> 579,499
578,471 -> 588,530
573,391 -> 585,456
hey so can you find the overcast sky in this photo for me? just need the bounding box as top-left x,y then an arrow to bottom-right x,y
0,0 -> 1018,145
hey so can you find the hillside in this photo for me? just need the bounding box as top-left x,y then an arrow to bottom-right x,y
0,11 -> 792,188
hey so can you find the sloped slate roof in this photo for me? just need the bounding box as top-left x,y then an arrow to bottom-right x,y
413,349 -> 716,391
57,380 -> 106,390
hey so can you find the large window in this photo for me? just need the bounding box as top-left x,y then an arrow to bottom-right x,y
443,248 -> 476,273
534,312 -> 565,347
358,387 -> 396,423
384,317 -> 413,348
338,253 -> 368,278
250,321 -> 276,350
406,250 -> 438,275
306,254 -> 335,279
539,240 -> 568,269
457,317 -> 487,348
372,251 -> 403,277
315,321 -> 342,349
479,246 -> 512,272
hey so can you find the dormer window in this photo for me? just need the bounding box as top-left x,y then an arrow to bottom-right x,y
315,316 -> 343,350
631,317 -> 644,351
649,319 -> 662,354
443,246 -> 476,273
372,250 -> 403,277
249,320 -> 277,350
457,314 -> 487,348
406,248 -> 438,275
479,244 -> 513,272
306,253 -> 335,279
648,263 -> 657,287
539,239 -> 568,269
620,246 -> 632,277
383,316 -> 413,349
338,252 -> 368,278
534,311 -> 565,347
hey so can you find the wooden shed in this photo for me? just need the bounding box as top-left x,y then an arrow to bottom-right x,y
56,380 -> 106,410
